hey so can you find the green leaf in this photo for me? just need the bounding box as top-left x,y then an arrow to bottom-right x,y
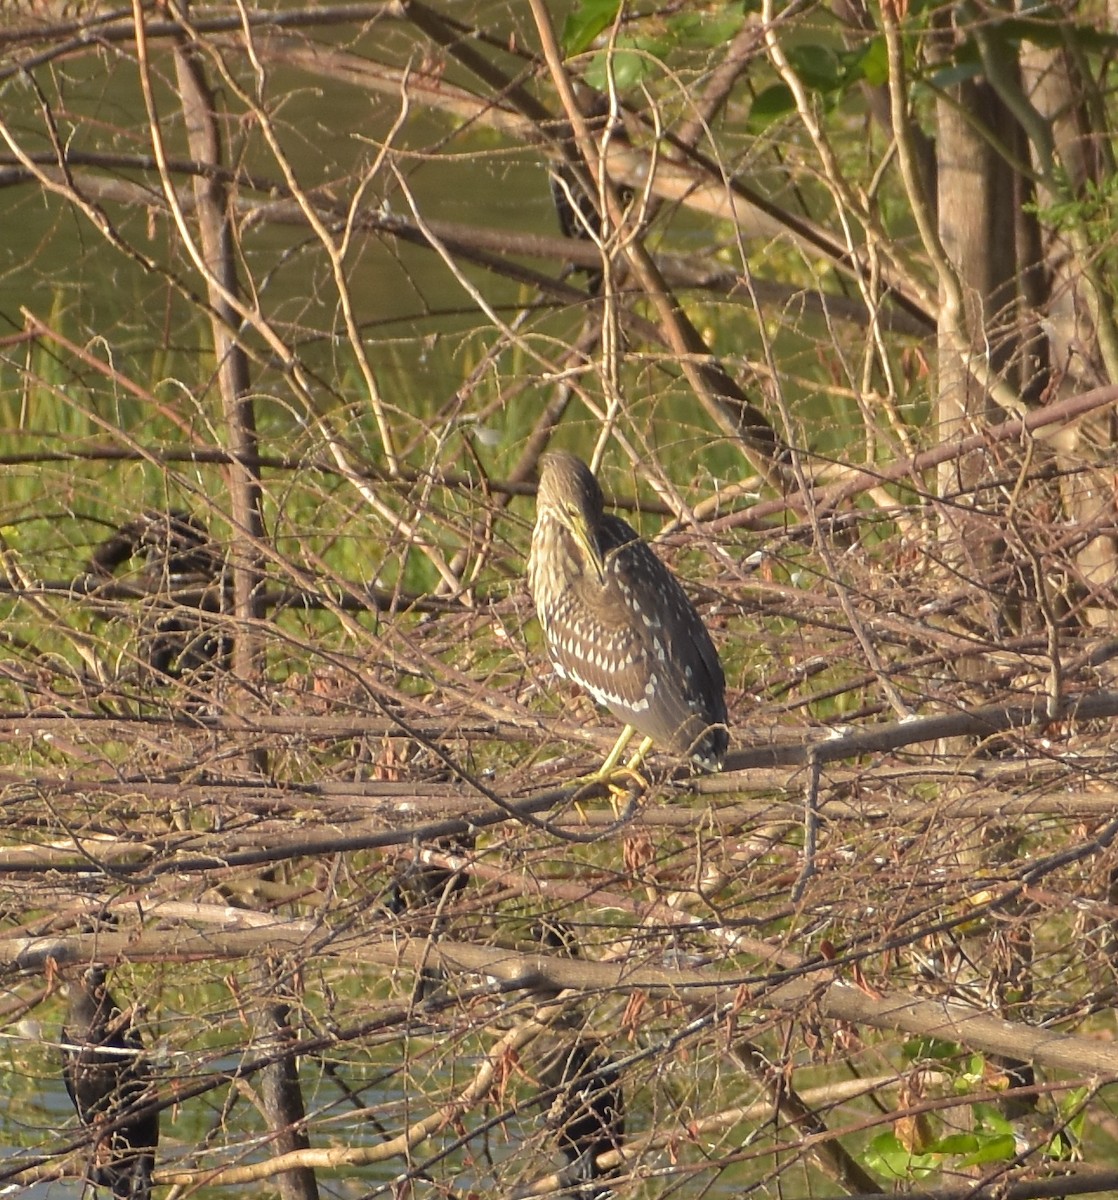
864,1132 -> 939,1180
748,83 -> 795,131
966,1054 -> 987,1080
787,43 -> 841,89
848,36 -> 889,86
902,1036 -> 961,1062
1046,1130 -> 1075,1160
584,36 -> 665,91
562,0 -> 621,57
930,1132 -> 980,1154
669,4 -> 749,48
1059,1085 -> 1090,1117
960,1133 -> 1017,1165
973,1104 -> 1013,1135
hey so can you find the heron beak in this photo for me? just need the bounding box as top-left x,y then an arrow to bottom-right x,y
569,514 -> 606,584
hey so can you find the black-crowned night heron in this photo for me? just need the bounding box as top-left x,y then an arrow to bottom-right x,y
528,452 -> 727,774
61,966 -> 158,1199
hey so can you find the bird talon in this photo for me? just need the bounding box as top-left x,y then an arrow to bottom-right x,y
567,762 -> 645,819
604,765 -> 647,793
605,767 -> 647,817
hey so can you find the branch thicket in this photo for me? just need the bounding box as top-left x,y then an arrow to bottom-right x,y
0,3 -> 1117,1197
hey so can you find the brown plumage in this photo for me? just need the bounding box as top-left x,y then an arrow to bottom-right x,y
61,966 -> 158,1199
528,452 -> 727,770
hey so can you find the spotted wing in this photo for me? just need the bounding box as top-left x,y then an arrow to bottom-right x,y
610,527 -> 725,717
542,521 -> 658,728
600,518 -> 726,761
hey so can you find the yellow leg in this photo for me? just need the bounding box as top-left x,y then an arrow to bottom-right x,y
569,726 -> 649,818
598,725 -> 637,776
624,736 -> 655,775
599,727 -> 651,810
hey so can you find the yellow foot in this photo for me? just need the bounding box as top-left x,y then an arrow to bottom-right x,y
568,759 -> 648,819
604,762 -> 648,793
605,763 -> 648,818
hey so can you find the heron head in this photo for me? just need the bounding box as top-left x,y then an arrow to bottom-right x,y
538,452 -> 606,583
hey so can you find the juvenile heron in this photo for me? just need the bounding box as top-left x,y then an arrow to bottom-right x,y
528,452 -> 727,773
61,966 -> 158,1199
